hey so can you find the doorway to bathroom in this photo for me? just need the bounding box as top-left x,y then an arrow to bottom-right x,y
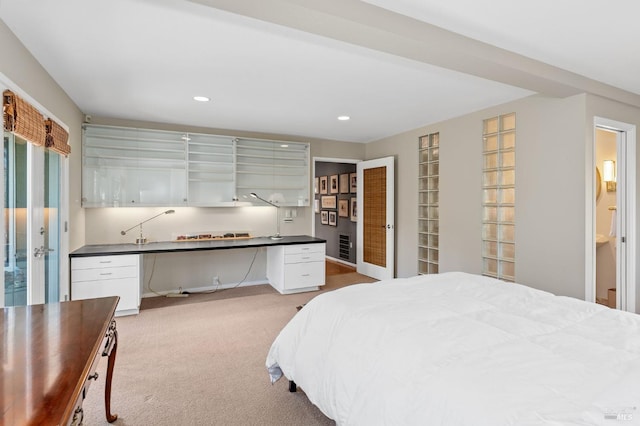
589,117 -> 636,313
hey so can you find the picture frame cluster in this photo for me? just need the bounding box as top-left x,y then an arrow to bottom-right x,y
315,172 -> 357,226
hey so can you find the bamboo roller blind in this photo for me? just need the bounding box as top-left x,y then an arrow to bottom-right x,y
363,166 -> 386,267
3,90 -> 71,156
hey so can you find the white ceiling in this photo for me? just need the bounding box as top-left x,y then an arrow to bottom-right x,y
0,0 -> 638,143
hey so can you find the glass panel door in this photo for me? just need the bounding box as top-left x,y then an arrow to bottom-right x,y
44,150 -> 60,303
2,132 -> 60,307
3,132 -> 28,306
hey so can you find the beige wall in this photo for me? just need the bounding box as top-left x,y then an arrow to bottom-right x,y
1,20 -> 85,251
6,16 -> 640,302
366,92 -> 640,305
366,94 -> 590,298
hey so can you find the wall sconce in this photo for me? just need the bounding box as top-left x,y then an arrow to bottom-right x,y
603,160 -> 616,192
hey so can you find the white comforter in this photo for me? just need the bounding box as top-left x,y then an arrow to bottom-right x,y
266,272 -> 640,425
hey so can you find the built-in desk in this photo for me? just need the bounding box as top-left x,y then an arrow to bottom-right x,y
69,236 -> 326,314
0,297 -> 119,425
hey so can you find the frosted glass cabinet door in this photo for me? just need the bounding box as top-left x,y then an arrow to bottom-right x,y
82,124 -> 311,207
82,125 -> 187,207
235,138 -> 310,206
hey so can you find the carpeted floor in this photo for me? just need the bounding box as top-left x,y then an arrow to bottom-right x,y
82,270 -> 376,425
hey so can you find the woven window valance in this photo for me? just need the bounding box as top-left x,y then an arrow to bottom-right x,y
45,118 -> 71,156
3,90 -> 46,146
3,90 -> 71,156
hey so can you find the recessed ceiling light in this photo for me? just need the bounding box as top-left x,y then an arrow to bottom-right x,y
193,96 -> 210,102
337,115 -> 350,121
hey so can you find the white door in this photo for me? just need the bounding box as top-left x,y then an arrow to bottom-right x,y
2,127 -> 63,307
356,156 -> 394,280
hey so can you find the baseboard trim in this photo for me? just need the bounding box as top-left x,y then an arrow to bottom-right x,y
142,279 -> 269,298
325,256 -> 356,268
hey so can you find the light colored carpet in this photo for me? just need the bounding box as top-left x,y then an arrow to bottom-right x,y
83,272 -> 376,425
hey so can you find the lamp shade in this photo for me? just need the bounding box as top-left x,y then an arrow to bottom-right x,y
603,160 -> 616,182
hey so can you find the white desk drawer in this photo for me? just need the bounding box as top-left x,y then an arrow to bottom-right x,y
283,243 -> 325,255
284,251 -> 325,264
72,265 -> 139,282
72,278 -> 139,312
284,261 -> 324,289
72,255 -> 138,270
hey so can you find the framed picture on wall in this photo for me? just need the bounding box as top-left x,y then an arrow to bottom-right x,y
350,197 -> 357,222
339,173 -> 349,194
320,176 -> 328,194
321,210 -> 329,225
350,173 -> 357,193
314,177 -> 319,194
330,174 -> 339,194
338,199 -> 349,217
329,211 -> 337,226
321,195 -> 337,209
314,199 -> 320,213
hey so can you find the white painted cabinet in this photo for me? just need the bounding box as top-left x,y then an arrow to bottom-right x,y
71,255 -> 142,316
267,243 -> 325,294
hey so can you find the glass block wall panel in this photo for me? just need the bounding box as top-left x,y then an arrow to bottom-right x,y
418,133 -> 440,275
482,113 -> 515,282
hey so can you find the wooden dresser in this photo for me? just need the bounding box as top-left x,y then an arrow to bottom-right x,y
1,297 -> 119,425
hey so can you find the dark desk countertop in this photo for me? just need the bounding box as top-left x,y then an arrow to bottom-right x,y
70,235 -> 326,258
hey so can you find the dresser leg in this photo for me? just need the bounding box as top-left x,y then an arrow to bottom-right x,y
105,328 -> 118,423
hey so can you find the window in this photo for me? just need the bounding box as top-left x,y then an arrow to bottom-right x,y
418,133 -> 439,274
482,114 -> 515,281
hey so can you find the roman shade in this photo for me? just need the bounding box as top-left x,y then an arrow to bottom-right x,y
3,90 -> 46,146
3,90 -> 71,156
45,118 -> 71,156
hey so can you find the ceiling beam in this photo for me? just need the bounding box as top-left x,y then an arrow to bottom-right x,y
189,0 -> 640,108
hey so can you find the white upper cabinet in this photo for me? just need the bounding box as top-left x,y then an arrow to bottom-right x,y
82,125 -> 309,207
82,125 -> 187,207
187,133 -> 235,206
235,138 -> 310,206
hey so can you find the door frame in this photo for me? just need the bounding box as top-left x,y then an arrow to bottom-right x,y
0,72 -> 70,306
586,116 -> 636,312
312,157 -> 361,266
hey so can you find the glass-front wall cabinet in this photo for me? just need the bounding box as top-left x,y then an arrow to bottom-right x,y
236,138 -> 309,206
83,126 -> 187,207
82,125 -> 309,207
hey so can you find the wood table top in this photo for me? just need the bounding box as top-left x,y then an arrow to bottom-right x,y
1,297 -> 119,425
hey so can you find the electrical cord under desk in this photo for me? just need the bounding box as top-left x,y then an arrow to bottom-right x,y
145,248 -> 260,297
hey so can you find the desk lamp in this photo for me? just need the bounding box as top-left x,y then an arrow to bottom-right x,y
121,209 -> 175,244
250,193 -> 283,240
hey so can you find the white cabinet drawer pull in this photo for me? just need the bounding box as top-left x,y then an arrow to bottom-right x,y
301,274 -> 310,277
99,261 -> 112,264
100,272 -> 113,276
302,257 -> 310,260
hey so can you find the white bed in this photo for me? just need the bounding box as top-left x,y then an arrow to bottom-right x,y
266,272 -> 640,425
